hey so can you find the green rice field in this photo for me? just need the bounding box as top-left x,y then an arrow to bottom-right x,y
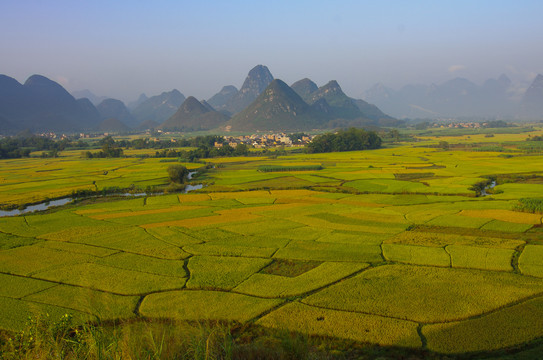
2,128 -> 543,357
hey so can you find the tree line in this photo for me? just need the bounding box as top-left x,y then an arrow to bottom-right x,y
0,136 -> 87,159
305,128 -> 382,153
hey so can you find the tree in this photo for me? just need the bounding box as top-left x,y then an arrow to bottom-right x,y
306,128 -> 382,153
438,141 -> 449,150
167,164 -> 188,184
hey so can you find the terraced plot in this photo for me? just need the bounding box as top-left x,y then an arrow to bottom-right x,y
302,264 -> 543,323
2,134 -> 543,355
139,290 -> 282,323
423,296 -> 543,353
257,302 -> 421,347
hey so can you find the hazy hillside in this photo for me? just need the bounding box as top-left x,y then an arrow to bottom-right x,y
521,74 -> 543,119
229,79 -> 328,131
207,85 -> 238,113
0,74 -> 101,132
224,65 -> 274,114
364,75 -> 523,119
132,89 -> 185,124
96,99 -> 137,128
98,118 -> 130,133
160,96 -> 228,131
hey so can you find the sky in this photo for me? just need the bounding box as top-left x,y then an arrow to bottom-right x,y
1,0 -> 542,103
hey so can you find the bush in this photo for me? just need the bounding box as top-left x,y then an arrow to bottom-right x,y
167,164 -> 188,184
305,128 -> 382,153
513,198 -> 543,214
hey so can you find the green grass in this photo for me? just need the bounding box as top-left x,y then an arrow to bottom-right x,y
514,197 -> 543,213
32,263 -> 186,295
233,262 -> 368,298
0,232 -> 41,250
186,256 -> 271,290
274,240 -> 383,262
423,296 -> 543,353
257,302 -> 421,348
183,243 -> 277,258
426,214 -> 492,228
36,240 -> 118,257
382,243 -> 451,267
4,133 -> 543,355
0,273 -> 56,298
0,245 -> 97,276
303,264 -> 543,323
139,290 -> 282,322
0,297 -> 92,332
257,165 -> 323,172
259,259 -> 322,277
519,245 -> 543,277
24,285 -> 139,321
480,220 -> 533,233
447,245 -> 514,271
96,252 -> 187,277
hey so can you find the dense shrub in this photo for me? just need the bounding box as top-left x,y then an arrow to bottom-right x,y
167,164 -> 189,184
305,128 -> 381,153
513,198 -> 543,213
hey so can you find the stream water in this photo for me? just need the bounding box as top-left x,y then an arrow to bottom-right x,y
480,180 -> 497,196
0,171 -> 203,217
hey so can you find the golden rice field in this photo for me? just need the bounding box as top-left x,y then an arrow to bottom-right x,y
2,129 -> 543,357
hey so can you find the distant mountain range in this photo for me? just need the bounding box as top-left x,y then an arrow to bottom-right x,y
131,90 -> 185,124
160,96 -> 228,131
0,75 -> 101,132
363,74 -> 543,120
1,67 -> 542,135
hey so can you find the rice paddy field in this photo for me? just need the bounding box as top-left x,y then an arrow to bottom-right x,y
2,128 -> 543,357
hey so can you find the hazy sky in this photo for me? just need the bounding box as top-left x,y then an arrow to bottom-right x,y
1,0 -> 542,102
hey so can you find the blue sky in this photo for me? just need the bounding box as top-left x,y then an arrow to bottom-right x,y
1,0 -> 542,102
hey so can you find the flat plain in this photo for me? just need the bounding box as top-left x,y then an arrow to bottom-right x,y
2,127 -> 543,356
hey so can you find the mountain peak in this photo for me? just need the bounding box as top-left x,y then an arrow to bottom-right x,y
24,74 -> 54,87
160,96 -> 228,131
291,78 -> 318,102
316,80 -> 346,97
310,80 -> 347,103
131,89 -> 185,124
522,74 -> 543,117
96,98 -> 136,127
181,96 -> 210,114
228,78 -> 329,131
207,85 -> 238,111
497,74 -> 512,85
225,65 -> 274,114
531,74 -> 543,87
240,64 -> 274,95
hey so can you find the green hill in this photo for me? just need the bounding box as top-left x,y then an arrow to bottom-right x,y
228,79 -> 327,131
160,96 -> 228,131
132,90 -> 185,124
291,78 -> 318,103
308,80 -> 364,120
98,118 -> 130,133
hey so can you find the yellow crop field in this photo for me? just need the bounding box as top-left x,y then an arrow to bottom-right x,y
233,262 -> 367,297
382,243 -> 451,267
256,302 -> 421,348
140,290 -> 282,323
186,256 -> 272,290
460,209 -> 542,224
3,130 -> 543,356
423,296 -> 543,353
302,264 -> 543,323
447,245 -> 514,271
519,245 -> 543,277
